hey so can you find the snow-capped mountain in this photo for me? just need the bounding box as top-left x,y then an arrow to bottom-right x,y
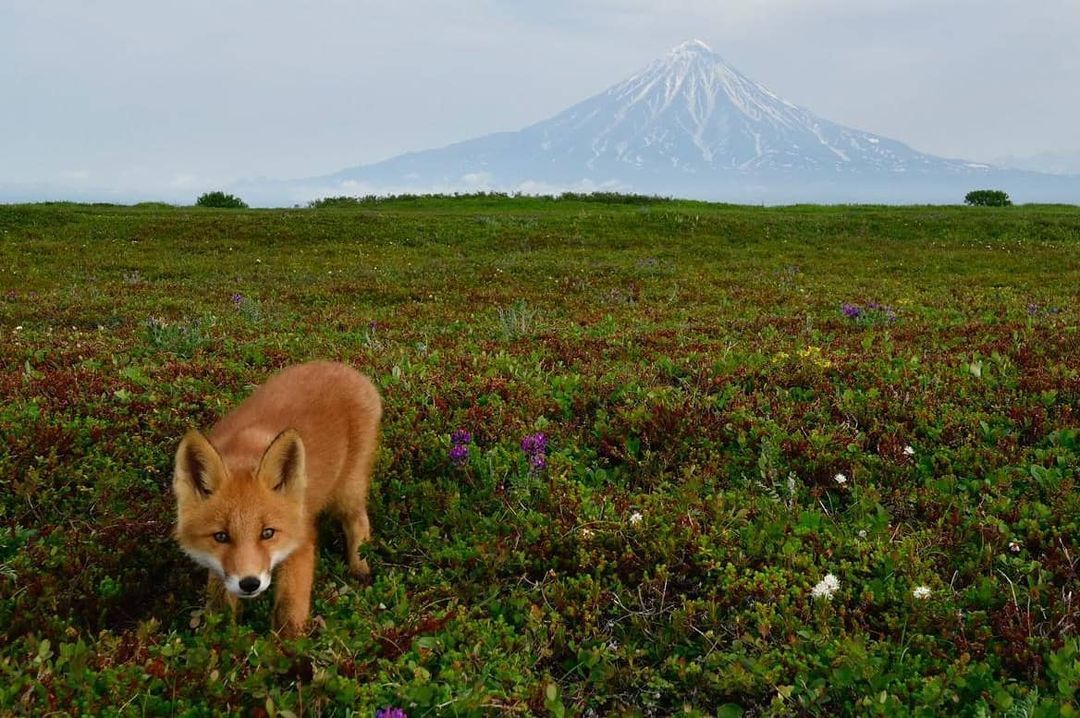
515,39 -> 973,177
246,40 -> 1079,204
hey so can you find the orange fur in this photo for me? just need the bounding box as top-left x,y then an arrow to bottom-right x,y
172,361 -> 382,636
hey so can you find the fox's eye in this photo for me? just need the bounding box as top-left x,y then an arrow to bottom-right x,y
260,528 -> 275,540
213,531 -> 229,543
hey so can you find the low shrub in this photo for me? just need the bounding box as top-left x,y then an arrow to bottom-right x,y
965,189 -> 1012,207
195,191 -> 248,209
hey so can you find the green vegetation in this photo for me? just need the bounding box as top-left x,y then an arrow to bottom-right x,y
965,189 -> 1013,207
307,191 -> 673,209
1,196 -> 1078,716
195,190 -> 249,209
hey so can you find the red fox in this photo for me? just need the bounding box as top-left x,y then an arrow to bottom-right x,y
172,361 -> 382,636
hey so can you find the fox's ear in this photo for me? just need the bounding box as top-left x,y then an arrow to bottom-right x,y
173,430 -> 226,503
257,429 -> 306,498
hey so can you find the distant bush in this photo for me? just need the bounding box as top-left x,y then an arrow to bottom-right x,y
308,193 -> 491,208
307,191 -> 672,208
307,196 -> 371,208
195,191 -> 248,209
964,189 -> 1012,207
557,191 -> 672,204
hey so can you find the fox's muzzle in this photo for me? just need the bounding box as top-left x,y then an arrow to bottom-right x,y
225,572 -> 270,597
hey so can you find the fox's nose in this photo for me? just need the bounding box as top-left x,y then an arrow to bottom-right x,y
239,576 -> 261,593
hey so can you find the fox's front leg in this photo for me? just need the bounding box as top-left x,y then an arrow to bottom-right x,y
207,572 -> 239,620
272,540 -> 315,637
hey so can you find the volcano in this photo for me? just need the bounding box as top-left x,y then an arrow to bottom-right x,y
252,40 -> 1080,204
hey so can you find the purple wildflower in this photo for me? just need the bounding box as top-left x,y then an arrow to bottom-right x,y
844,301 -> 897,323
1027,303 -> 1039,316
231,293 -> 244,305
449,443 -> 469,465
521,432 -> 548,472
375,709 -> 408,718
521,433 -> 547,455
450,428 -> 472,465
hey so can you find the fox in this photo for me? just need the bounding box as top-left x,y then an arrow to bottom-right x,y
172,361 -> 382,636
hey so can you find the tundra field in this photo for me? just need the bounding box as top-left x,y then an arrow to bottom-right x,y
1,195 -> 1078,716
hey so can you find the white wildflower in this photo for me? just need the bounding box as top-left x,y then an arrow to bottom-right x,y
913,586 -> 931,600
629,512 -> 643,526
858,529 -> 867,539
834,473 -> 847,485
1009,541 -> 1021,553
811,573 -> 840,600
580,527 -> 595,539
903,446 -> 915,456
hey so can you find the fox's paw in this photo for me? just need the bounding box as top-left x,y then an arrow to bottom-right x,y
349,558 -> 372,584
272,612 -> 310,638
276,621 -> 309,639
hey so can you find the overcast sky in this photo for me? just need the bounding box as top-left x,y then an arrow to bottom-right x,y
3,0 -> 1078,197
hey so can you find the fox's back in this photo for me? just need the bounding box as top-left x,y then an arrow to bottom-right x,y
208,361 -> 382,512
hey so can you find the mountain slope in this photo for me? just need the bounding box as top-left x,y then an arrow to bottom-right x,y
246,41 -> 1079,205
514,39 -> 973,177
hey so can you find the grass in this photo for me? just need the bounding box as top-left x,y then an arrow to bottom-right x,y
1,196 -> 1078,716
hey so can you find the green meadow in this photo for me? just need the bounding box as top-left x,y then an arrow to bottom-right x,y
1,196 -> 1078,716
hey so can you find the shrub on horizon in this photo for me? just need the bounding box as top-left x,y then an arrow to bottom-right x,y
195,191 -> 248,209
964,189 -> 1012,207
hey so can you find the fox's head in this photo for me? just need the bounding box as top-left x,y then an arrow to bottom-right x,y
172,429 -> 307,598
